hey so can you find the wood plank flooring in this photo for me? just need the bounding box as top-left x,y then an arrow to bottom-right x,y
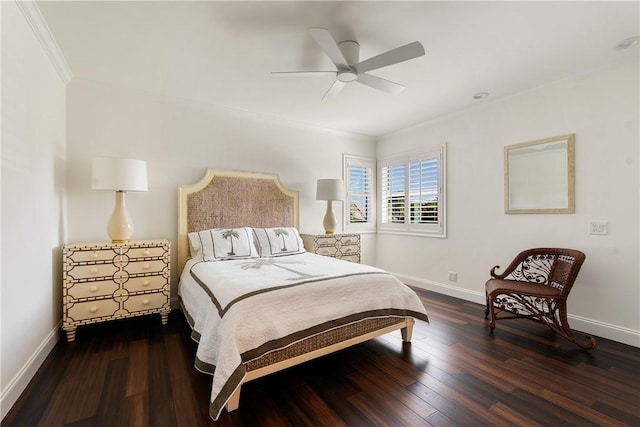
4,288 -> 640,426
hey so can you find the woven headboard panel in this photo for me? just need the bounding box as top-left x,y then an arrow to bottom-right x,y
178,169 -> 299,271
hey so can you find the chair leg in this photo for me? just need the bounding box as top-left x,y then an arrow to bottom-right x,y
561,329 -> 597,350
484,292 -> 490,319
486,292 -> 496,331
555,305 -> 597,349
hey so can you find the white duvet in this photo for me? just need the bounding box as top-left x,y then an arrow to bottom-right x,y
178,252 -> 429,420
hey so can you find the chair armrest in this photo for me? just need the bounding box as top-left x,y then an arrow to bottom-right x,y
489,265 -> 505,279
489,249 -> 537,280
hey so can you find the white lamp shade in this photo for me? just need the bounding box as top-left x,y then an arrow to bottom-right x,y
92,157 -> 148,191
316,179 -> 344,201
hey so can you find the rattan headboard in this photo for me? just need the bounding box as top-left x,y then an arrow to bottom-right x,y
177,169 -> 299,272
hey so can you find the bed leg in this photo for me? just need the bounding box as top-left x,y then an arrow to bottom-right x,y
226,384 -> 242,411
401,318 -> 415,342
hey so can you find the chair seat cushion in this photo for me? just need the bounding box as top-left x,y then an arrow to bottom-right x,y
485,279 -> 561,298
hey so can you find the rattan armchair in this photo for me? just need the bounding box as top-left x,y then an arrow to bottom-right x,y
484,248 -> 596,349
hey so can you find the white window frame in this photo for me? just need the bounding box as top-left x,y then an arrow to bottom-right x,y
377,144 -> 446,238
343,154 -> 376,233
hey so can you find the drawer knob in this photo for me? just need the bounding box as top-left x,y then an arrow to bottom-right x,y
344,248 -> 352,253
89,285 -> 98,292
142,299 -> 150,306
90,252 -> 98,259
90,306 -> 98,313
143,249 -> 150,256
90,268 -> 98,274
142,280 -> 150,287
143,264 -> 150,270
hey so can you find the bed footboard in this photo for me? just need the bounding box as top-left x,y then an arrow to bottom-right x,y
224,316 -> 414,412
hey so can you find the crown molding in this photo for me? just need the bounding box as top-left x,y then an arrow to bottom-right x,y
15,0 -> 73,84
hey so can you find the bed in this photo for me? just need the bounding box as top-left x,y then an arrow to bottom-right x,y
177,169 -> 429,420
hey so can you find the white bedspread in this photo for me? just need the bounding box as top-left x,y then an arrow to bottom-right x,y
178,252 -> 429,420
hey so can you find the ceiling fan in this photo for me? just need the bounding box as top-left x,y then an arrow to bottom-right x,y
272,28 -> 425,100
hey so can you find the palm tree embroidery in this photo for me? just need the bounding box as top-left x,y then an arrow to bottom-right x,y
273,228 -> 289,252
221,229 -> 240,256
240,258 -> 322,281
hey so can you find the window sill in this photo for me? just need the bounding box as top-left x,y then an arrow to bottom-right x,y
376,229 -> 447,239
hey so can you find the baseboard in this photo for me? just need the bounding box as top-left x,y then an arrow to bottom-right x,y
393,272 -> 640,348
567,314 -> 640,348
394,272 -> 486,304
0,321 -> 62,420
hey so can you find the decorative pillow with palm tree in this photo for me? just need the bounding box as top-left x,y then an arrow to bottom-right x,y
253,227 -> 306,257
188,227 -> 259,261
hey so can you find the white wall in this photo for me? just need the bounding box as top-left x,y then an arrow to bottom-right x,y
65,79 -> 378,293
1,1 -> 68,418
377,61 -> 640,346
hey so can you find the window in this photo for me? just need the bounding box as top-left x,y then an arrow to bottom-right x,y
343,155 -> 376,232
378,145 -> 446,237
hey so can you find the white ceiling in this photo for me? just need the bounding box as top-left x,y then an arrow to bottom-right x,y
37,1 -> 639,137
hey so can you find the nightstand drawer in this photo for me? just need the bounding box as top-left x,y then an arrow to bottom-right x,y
67,249 -> 118,263
67,263 -> 119,280
336,244 -> 359,255
67,299 -> 119,322
316,246 -> 338,257
126,260 -> 166,275
124,276 -> 167,293
338,236 -> 359,245
124,293 -> 168,313
125,246 -> 167,260
67,280 -> 118,299
340,254 -> 361,263
314,236 -> 338,246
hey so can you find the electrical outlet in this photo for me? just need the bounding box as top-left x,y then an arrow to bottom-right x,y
448,271 -> 458,282
589,221 -> 608,235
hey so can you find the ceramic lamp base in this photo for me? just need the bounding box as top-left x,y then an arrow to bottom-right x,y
323,200 -> 336,234
107,191 -> 134,243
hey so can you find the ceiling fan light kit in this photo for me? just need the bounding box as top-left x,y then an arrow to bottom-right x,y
272,27 -> 425,99
337,71 -> 358,82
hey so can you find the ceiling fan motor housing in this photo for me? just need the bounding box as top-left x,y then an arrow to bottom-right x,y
336,40 -> 360,82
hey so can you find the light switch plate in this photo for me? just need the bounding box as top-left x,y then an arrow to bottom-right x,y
589,221 -> 608,235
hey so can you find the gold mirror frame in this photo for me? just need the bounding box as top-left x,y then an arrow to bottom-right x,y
505,134 -> 575,214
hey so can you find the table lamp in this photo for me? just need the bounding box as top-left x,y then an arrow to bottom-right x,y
92,157 -> 148,243
316,178 -> 344,234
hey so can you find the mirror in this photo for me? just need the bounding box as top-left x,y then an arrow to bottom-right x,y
505,134 -> 575,214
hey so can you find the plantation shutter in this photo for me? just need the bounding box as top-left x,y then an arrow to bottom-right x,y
344,155 -> 376,232
380,161 -> 406,225
409,156 -> 439,224
378,145 -> 446,237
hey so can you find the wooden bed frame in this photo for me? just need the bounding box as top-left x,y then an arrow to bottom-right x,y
178,168 -> 415,412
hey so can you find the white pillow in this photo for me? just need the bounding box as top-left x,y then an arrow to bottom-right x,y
188,227 -> 259,261
253,227 -> 306,257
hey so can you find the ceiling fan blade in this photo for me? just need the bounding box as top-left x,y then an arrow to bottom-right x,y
322,80 -> 346,100
271,71 -> 336,77
353,41 -> 425,74
356,73 -> 405,95
308,27 -> 349,70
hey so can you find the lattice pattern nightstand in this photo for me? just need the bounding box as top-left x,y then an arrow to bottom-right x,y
301,233 -> 360,263
62,239 -> 170,341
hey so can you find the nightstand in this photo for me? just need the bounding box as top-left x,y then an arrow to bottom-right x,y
62,239 -> 170,342
301,233 -> 360,263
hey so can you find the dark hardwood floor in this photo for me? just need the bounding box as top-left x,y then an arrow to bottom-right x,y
4,288 -> 640,426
